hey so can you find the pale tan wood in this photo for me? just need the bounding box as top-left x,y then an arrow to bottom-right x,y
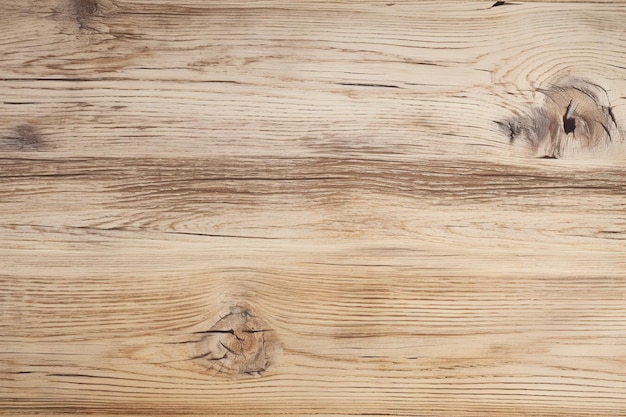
1,1 -> 626,416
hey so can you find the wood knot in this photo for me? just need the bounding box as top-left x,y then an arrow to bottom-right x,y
74,0 -> 99,29
499,78 -> 623,158
81,0 -> 98,14
192,306 -> 279,377
1,125 -> 42,151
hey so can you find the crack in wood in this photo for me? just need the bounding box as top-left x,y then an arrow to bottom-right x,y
336,82 -> 402,89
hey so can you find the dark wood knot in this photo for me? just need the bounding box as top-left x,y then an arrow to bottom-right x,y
499,78 -> 621,158
81,0 -> 98,14
0,125 -> 41,152
74,0 -> 99,29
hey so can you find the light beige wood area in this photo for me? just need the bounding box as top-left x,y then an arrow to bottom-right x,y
1,1 -> 626,415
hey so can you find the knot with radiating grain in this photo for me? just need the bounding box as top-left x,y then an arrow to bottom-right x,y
191,306 -> 279,377
499,77 -> 623,158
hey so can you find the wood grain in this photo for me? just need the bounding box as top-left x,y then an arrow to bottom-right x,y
1,1 -> 626,415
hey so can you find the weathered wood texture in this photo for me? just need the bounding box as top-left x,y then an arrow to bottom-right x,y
1,1 -> 626,415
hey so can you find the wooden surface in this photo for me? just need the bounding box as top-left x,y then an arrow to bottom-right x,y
2,1 -> 626,415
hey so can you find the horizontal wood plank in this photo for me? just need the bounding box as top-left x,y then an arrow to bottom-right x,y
1,0 -> 626,415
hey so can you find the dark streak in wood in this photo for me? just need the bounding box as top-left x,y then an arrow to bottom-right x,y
336,82 -> 402,89
49,373 -> 98,378
164,231 -> 281,240
1,157 -> 625,208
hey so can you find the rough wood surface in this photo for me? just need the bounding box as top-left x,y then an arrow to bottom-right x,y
1,1 -> 626,416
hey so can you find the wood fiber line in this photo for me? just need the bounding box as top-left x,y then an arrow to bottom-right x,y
1,0 -> 626,416
2,156 -> 626,201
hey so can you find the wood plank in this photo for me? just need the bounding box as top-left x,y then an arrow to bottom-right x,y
2,1 -> 625,159
1,0 -> 626,415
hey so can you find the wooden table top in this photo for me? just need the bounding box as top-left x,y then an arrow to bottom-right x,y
2,1 -> 626,415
